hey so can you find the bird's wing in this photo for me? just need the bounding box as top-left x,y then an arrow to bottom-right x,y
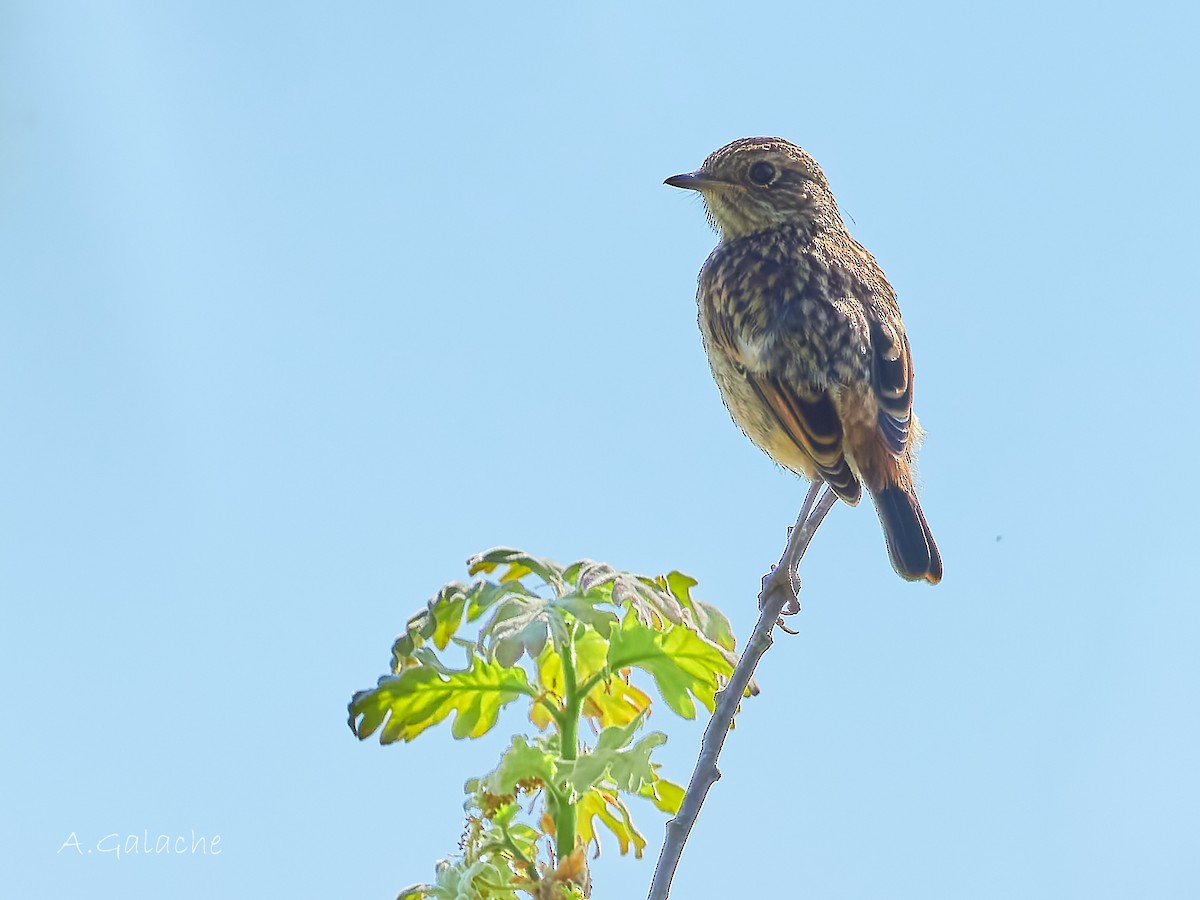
745,372 -> 862,504
870,317 -> 914,456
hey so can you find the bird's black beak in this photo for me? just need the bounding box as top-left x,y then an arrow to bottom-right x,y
664,172 -> 713,191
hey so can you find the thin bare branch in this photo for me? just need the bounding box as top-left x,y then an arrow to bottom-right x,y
647,486 -> 838,900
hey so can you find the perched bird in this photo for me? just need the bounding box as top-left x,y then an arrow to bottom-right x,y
666,137 -> 942,584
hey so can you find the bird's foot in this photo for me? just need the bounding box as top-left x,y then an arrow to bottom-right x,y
759,563 -> 802,631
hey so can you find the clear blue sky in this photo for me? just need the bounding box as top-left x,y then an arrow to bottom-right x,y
3,2 -> 1198,897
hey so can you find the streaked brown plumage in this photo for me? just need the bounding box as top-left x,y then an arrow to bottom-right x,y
666,137 -> 942,584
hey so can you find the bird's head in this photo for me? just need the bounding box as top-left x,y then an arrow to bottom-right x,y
665,137 -> 840,239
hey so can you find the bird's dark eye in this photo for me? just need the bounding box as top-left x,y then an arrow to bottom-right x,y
748,161 -> 776,186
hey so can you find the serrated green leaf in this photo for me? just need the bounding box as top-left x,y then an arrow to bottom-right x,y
480,736 -> 558,794
349,657 -> 535,743
606,613 -> 732,719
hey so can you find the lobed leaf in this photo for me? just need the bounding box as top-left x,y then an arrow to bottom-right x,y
602,731 -> 667,794
564,559 -> 686,628
638,773 -> 685,815
561,717 -> 667,796
483,594 -> 566,667
349,656 -> 535,744
582,675 -> 652,729
562,559 -> 621,594
391,580 -> 541,674
481,586 -> 622,666
659,571 -> 736,652
554,593 -> 620,638
575,787 -> 648,858
606,613 -> 733,719
614,576 -> 685,628
464,580 -> 534,623
480,736 -> 558,795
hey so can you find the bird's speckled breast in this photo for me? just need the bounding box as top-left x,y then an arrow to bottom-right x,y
698,229 -> 873,389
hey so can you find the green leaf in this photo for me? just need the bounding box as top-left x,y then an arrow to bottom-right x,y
480,736 -> 558,795
563,559 -> 685,627
392,581 -> 540,674
562,559 -> 623,594
391,582 -> 473,670
554,593 -> 620,638
505,822 -> 543,851
637,773 -> 685,814
419,857 -> 522,900
429,583 -> 469,650
575,787 -> 648,858
391,606 -> 438,670
561,717 -> 668,797
484,594 -> 566,666
464,859 -> 525,900
604,732 -> 668,793
349,656 -> 535,743
660,571 -> 736,652
560,716 -> 642,793
614,575 -> 684,627
396,883 -> 437,899
573,632 -> 611,694
467,547 -> 568,596
482,586 -> 620,666
606,612 -> 732,719
463,580 -> 535,623
582,675 -> 651,729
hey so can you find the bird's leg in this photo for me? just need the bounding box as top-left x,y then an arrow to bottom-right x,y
761,478 -> 830,618
774,486 -> 837,624
795,478 -> 825,533
782,479 -> 825,605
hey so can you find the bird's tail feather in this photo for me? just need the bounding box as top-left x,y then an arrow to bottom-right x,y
873,486 -> 942,584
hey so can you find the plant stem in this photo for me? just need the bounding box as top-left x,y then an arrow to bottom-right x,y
537,696 -> 568,732
556,625 -> 581,859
